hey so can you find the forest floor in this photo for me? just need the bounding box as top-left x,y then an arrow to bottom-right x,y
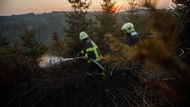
0,61 -> 190,107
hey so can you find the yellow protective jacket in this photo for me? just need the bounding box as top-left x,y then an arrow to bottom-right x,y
80,38 -> 101,63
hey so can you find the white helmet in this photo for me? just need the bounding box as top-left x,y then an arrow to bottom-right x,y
121,22 -> 135,33
79,31 -> 89,40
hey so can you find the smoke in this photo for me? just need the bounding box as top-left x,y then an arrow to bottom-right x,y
140,0 -> 171,8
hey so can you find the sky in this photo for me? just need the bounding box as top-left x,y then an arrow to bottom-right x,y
0,0 -> 172,16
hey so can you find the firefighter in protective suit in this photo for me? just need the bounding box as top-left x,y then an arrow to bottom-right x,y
121,22 -> 139,46
121,22 -> 144,71
78,31 -> 104,76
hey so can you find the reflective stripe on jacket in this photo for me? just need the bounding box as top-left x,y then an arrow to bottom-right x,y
80,38 -> 101,63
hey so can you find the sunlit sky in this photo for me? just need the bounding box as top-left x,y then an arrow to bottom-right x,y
0,0 -> 172,16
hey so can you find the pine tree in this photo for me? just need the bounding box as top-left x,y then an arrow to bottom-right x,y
64,0 -> 92,55
127,0 -> 140,15
51,32 -> 70,57
19,26 -> 48,68
125,0 -> 152,39
0,32 -> 9,47
172,0 -> 190,64
173,0 -> 190,14
94,0 -> 119,54
0,30 -> 11,70
0,30 -> 10,55
96,0 -> 118,36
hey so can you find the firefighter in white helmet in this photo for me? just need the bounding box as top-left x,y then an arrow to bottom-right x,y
121,22 -> 139,46
78,31 -> 104,76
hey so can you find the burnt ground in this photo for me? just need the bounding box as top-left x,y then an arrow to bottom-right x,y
0,61 -> 190,107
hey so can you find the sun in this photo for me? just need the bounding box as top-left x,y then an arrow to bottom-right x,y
111,4 -> 119,13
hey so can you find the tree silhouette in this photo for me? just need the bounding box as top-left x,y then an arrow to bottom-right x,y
0,30 -> 9,55
19,26 -> 48,68
0,30 -> 11,71
127,0 -> 141,15
0,31 -> 9,47
173,0 -> 190,64
51,32 -> 70,57
94,0 -> 119,54
96,0 -> 118,36
64,0 -> 92,55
